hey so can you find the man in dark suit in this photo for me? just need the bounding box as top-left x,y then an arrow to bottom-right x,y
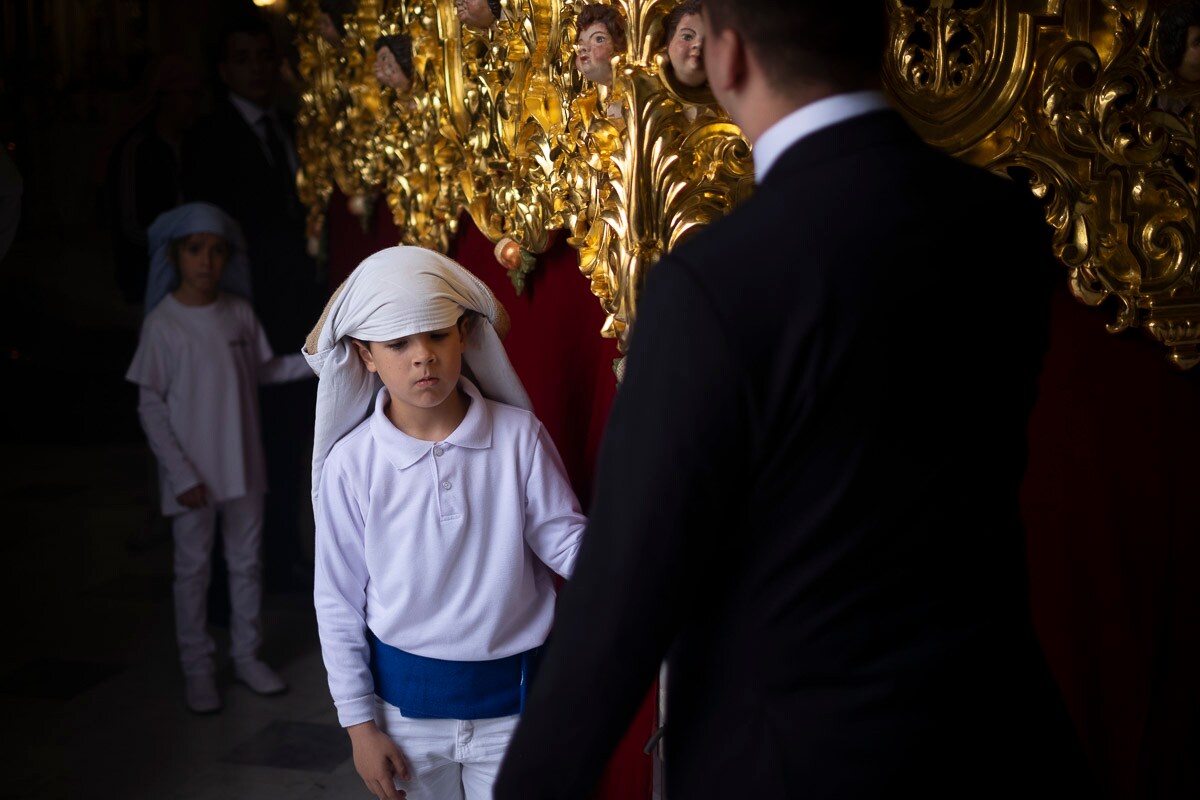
494,3 -> 1095,798
183,11 -> 322,594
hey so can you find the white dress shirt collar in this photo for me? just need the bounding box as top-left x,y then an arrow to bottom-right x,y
752,89 -> 891,182
228,91 -> 271,130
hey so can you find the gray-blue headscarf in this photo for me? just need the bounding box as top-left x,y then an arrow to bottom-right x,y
143,201 -> 254,313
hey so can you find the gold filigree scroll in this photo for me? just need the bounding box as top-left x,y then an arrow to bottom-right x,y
375,0 -> 465,252
886,0 -> 1200,368
568,0 -> 752,350
295,0 -> 346,255
449,0 -> 578,265
294,0 -> 392,248
294,0 -> 753,349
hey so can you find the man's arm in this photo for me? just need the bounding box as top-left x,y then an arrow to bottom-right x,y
494,256 -> 750,799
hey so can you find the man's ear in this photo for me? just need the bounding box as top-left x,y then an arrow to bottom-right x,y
350,339 -> 377,373
704,24 -> 745,96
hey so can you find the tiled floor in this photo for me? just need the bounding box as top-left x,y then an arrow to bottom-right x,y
1,233 -> 368,799
1,437 -> 368,800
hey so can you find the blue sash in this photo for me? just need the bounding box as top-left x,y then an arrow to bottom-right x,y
368,630 -> 541,719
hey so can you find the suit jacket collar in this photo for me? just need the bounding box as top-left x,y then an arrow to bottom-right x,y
759,108 -> 919,189
370,378 -> 493,471
753,90 -> 891,181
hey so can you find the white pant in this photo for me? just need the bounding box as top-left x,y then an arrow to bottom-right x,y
375,699 -> 519,800
170,493 -> 264,675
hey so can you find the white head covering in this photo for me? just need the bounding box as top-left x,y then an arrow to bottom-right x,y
304,245 -> 530,504
143,201 -> 254,314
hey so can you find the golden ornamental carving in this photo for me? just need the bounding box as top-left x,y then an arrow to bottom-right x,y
295,1 -> 1200,367
886,0 -> 1200,368
294,0 -> 752,353
294,0 -> 345,255
375,0 -> 466,252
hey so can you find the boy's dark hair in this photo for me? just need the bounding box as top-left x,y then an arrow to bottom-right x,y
216,10 -> 276,64
701,0 -> 884,90
665,0 -> 703,44
1159,1 -> 1200,70
577,4 -> 628,52
487,0 -> 503,21
375,34 -> 415,81
319,0 -> 356,38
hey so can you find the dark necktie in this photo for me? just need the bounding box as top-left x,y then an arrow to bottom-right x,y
260,113 -> 303,220
260,113 -> 290,174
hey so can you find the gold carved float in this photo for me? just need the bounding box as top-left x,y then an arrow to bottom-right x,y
294,0 -> 1200,368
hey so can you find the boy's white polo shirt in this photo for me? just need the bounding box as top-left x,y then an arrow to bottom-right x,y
314,378 -> 585,727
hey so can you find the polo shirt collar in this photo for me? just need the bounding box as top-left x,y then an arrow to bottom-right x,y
370,378 -> 493,470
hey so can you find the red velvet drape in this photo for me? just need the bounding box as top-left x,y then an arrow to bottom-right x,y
326,190 -> 657,799
1021,284 -> 1200,799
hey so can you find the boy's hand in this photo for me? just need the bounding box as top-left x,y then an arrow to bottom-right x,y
176,483 -> 209,509
347,721 -> 411,799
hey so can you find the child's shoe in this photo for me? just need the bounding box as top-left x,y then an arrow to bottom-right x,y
184,673 -> 222,714
234,658 -> 288,696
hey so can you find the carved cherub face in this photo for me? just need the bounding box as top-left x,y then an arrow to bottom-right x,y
455,0 -> 496,30
374,43 -> 411,91
1182,24 -> 1200,81
668,12 -> 706,87
576,21 -> 616,86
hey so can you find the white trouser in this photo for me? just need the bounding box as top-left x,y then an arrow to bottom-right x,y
170,493 -> 264,675
375,699 -> 519,800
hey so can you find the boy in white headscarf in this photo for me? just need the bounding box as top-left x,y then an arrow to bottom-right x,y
126,202 -> 313,714
305,246 -> 585,800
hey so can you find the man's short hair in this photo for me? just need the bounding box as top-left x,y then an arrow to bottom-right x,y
1159,1 -> 1200,70
577,4 -> 628,52
701,0 -> 884,90
217,10 -> 275,63
665,0 -> 703,44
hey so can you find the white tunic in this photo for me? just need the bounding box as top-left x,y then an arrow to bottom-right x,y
126,293 -> 312,515
314,380 -> 585,727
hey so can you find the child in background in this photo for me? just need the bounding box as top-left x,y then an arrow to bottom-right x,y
305,246 -> 586,800
126,201 -> 313,714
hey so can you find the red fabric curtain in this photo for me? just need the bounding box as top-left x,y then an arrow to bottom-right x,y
1021,284 -> 1200,799
327,191 -> 656,799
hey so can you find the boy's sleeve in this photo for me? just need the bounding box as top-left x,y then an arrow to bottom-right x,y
136,386 -> 201,498
126,323 -> 201,497
259,351 -> 315,384
522,422 -> 587,579
247,304 -> 314,384
313,457 -> 378,727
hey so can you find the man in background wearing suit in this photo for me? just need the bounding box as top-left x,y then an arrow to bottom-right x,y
495,2 -> 1096,798
183,11 -> 323,594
